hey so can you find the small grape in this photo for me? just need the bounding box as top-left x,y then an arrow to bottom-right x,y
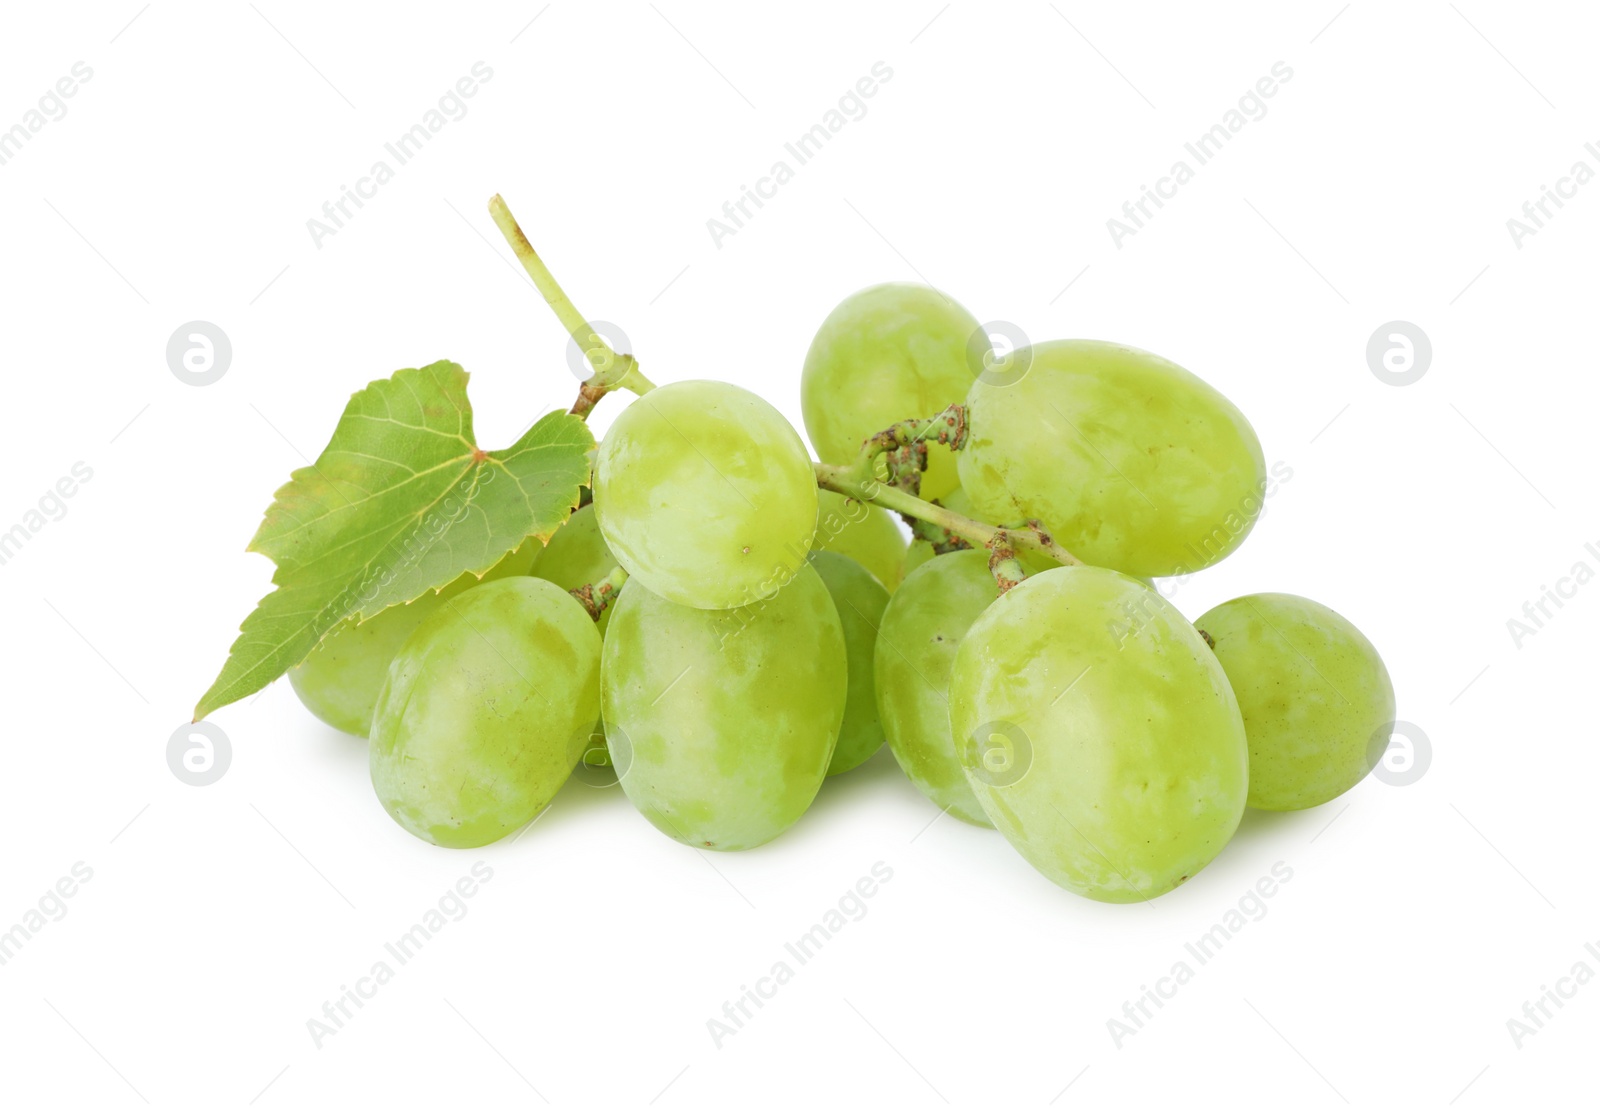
813,488 -> 907,591
593,380 -> 817,610
531,503 -> 619,632
601,564 -> 846,850
950,566 -> 1247,901
1195,593 -> 1395,811
874,550 -> 996,826
369,577 -> 600,847
902,538 -> 936,580
529,504 -> 618,764
811,552 -> 889,775
802,283 -> 984,501
937,486 -> 978,517
288,538 -> 538,737
959,340 -> 1266,577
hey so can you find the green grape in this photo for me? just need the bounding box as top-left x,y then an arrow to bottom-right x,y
532,504 -> 620,633
811,552 -> 889,775
530,504 -> 619,765
938,486 -> 979,517
593,381 -> 817,610
1194,593 -> 1395,811
950,566 -> 1247,902
802,283 -> 984,501
903,538 -> 935,579
874,550 -> 996,826
288,538 -> 537,737
369,577 -> 600,847
958,340 -> 1266,578
813,488 -> 906,591
601,564 -> 846,850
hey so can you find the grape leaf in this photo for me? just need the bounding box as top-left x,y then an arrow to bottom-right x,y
195,360 -> 592,720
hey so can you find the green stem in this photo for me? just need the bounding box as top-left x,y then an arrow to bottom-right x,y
822,404 -> 1080,589
859,405 -> 970,495
570,566 -> 629,622
906,513 -> 970,555
866,404 -> 970,459
489,193 -> 594,343
818,465 -> 986,548
815,461 -> 1080,591
488,193 -> 657,418
986,531 -> 1028,592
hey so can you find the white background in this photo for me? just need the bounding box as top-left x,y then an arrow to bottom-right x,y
0,1 -> 1592,1104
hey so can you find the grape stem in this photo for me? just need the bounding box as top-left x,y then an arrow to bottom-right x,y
815,458 -> 1081,593
867,404 -> 970,456
905,513 -> 970,555
864,405 -> 969,497
488,194 -> 656,418
816,404 -> 1080,591
570,566 -> 629,622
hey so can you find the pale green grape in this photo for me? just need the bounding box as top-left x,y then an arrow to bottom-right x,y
903,538 -> 935,579
802,283 -> 984,500
369,577 -> 600,847
950,566 -> 1247,901
288,538 -> 537,737
874,550 -> 996,826
938,486 -> 979,518
530,504 -> 618,765
531,503 -> 619,764
958,340 -> 1266,577
811,552 -> 889,775
813,488 -> 906,591
601,564 -> 846,850
593,381 -> 817,610
1194,593 -> 1395,811
532,504 -> 620,632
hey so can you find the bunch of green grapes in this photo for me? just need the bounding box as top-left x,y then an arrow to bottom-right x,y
594,380 -> 817,610
949,567 -> 1248,901
289,538 -> 538,737
252,211 -> 1393,907
801,283 -> 983,500
369,578 -> 601,847
1194,593 -> 1395,811
600,563 -> 846,850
